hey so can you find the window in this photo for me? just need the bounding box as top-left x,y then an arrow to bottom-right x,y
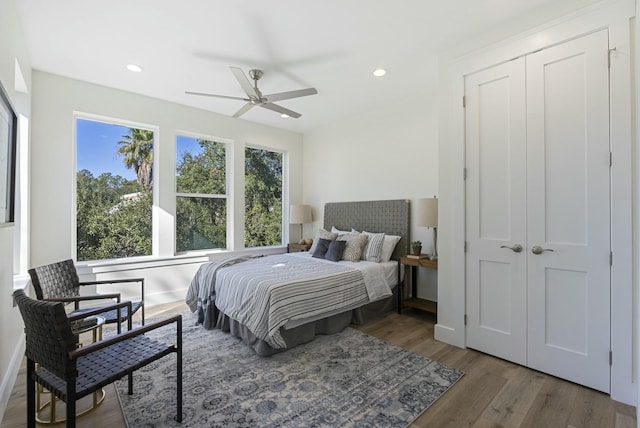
176,136 -> 227,252
0,82 -> 17,224
244,146 -> 283,247
76,118 -> 153,261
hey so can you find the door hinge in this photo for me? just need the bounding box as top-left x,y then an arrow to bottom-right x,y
610,252 -> 613,266
463,168 -> 467,180
464,314 -> 468,325
463,96 -> 466,108
609,350 -> 613,366
464,241 -> 468,252
609,152 -> 612,167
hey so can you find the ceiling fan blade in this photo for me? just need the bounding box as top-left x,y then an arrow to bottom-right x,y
259,102 -> 302,118
232,103 -> 256,118
264,88 -> 317,102
230,67 -> 260,98
185,91 -> 249,102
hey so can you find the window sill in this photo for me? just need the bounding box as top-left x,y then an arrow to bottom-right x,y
75,246 -> 286,275
13,274 -> 30,291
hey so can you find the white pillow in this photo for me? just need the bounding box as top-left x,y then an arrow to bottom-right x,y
309,229 -> 338,254
379,235 -> 401,262
360,231 -> 385,263
331,226 -> 355,235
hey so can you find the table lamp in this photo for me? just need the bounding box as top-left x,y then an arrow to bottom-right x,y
289,204 -> 312,242
417,196 -> 438,260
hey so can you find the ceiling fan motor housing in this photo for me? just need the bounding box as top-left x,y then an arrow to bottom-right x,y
249,69 -> 263,81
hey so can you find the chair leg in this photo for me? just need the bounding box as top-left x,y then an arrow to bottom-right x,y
176,349 -> 182,422
128,373 -> 133,395
26,359 -> 36,428
66,375 -> 76,428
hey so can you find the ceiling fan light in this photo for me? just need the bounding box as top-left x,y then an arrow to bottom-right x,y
373,68 -> 387,77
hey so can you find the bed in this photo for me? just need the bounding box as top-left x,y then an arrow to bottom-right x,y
186,199 -> 410,355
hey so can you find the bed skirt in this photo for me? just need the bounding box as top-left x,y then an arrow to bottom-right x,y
215,288 -> 397,356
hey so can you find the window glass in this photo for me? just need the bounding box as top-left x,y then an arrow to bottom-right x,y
244,147 -> 282,247
76,119 -> 153,261
176,136 -> 227,252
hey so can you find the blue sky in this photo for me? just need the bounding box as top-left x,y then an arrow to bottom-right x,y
76,119 -> 136,180
76,119 -> 202,180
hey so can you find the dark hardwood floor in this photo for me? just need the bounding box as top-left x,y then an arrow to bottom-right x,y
1,302 -> 635,428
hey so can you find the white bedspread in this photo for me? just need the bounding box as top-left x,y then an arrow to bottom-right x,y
212,253 -> 393,348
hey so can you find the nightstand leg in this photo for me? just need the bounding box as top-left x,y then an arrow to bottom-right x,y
397,260 -> 402,314
411,266 -> 418,299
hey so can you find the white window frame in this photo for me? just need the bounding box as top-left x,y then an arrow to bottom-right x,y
72,112 -> 158,263
244,143 -> 286,249
174,131 -> 233,255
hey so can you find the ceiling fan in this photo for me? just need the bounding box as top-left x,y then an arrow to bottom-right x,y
186,67 -> 317,119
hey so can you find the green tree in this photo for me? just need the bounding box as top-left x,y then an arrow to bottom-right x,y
244,147 -> 282,247
176,140 -> 227,252
117,128 -> 154,189
76,170 -> 152,261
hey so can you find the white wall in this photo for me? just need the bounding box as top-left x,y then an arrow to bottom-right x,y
30,71 -> 304,305
438,0 -> 636,406
0,0 -> 31,420
303,92 -> 439,300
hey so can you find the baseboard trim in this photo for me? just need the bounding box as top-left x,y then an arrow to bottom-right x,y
434,323 -> 465,348
145,288 -> 189,307
0,335 -> 24,423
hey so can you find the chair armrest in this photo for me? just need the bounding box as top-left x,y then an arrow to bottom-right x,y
66,300 -> 133,322
79,278 -> 145,324
69,314 -> 182,359
42,293 -> 121,304
79,278 -> 144,286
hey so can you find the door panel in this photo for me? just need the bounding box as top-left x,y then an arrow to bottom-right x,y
526,30 -> 610,392
465,57 -> 527,365
478,260 -> 513,334
544,268 -> 588,354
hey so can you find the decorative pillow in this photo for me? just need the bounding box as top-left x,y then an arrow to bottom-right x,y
312,238 -> 332,259
337,233 -> 368,262
309,229 -> 338,254
324,240 -> 347,262
360,231 -> 386,263
380,235 -> 402,262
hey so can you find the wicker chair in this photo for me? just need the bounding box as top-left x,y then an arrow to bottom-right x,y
28,259 -> 145,326
13,289 -> 182,428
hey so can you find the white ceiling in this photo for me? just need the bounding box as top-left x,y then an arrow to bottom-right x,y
15,0 -> 603,134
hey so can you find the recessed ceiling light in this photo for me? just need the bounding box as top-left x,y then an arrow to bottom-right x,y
280,114 -> 290,119
127,64 -> 143,73
373,68 -> 387,77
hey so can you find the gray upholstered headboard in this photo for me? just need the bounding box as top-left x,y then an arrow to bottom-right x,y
323,199 -> 410,260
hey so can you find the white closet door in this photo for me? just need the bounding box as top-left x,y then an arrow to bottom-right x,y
465,57 -> 528,365
526,30 -> 610,393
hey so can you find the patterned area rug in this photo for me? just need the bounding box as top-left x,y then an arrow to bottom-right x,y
115,312 -> 463,427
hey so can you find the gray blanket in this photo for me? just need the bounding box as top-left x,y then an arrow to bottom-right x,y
185,255 -> 256,328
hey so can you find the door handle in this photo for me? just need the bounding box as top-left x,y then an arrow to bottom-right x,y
531,245 -> 554,255
500,244 -> 523,253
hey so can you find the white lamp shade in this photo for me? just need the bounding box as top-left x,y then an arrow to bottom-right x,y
290,204 -> 312,224
416,197 -> 438,228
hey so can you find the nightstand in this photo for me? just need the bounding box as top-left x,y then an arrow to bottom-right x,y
287,243 -> 311,252
397,256 -> 438,316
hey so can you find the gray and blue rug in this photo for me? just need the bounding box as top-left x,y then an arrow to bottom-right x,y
115,312 -> 462,427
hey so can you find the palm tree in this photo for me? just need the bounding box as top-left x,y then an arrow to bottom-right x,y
117,128 -> 153,189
